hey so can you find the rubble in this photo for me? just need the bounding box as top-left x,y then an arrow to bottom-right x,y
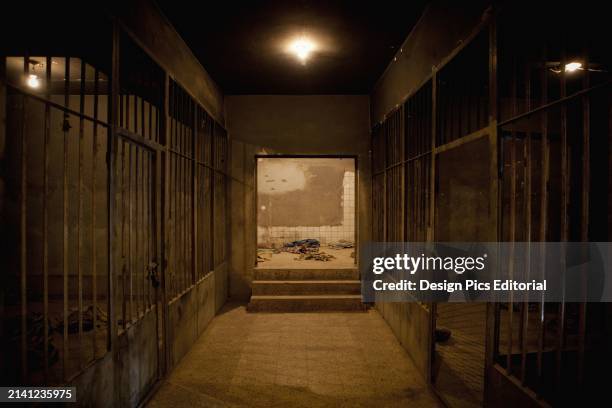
328,239 -> 354,249
295,251 -> 336,261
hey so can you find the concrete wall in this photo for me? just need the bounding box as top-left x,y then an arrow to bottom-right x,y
370,0 -> 490,382
0,2 -> 229,405
111,0 -> 224,123
226,95 -> 370,300
257,158 -> 355,247
370,0 -> 489,124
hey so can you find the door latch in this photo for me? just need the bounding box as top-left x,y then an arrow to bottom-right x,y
147,262 -> 160,288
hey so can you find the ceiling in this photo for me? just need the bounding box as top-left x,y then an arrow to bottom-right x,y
156,0 -> 428,94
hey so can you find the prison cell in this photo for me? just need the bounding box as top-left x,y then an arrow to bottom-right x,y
494,5 -> 612,403
3,52 -> 112,384
371,5 -> 611,404
0,18 -> 229,395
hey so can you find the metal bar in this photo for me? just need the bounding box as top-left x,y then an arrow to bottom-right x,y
433,126 -> 490,154
145,153 -> 151,308
556,52 -> 569,390
63,55 -> 70,381
128,142 -> 134,322
77,59 -> 85,369
507,60 -> 518,375
109,23 -> 120,391
577,52 -> 591,386
135,148 -> 141,318
141,96 -> 146,139
121,140 -> 127,330
507,131 -> 516,375
428,70 -> 437,243
160,73 -> 170,376
5,83 -> 110,128
519,60 -> 533,385
42,56 -> 51,381
182,148 -> 187,288
192,106 -> 198,282
498,80 -> 611,127
20,56 -> 28,383
173,151 -> 178,296
92,68 -> 99,357
536,43 -> 549,396
520,129 -> 532,385
134,93 -> 138,136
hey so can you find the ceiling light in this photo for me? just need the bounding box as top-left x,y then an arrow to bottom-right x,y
289,37 -> 315,63
27,74 -> 40,89
564,61 -> 582,73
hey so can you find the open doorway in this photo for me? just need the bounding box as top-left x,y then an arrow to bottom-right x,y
256,157 -> 356,269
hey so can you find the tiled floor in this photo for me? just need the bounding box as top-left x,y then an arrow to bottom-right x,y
434,303 -> 486,408
148,304 -> 441,407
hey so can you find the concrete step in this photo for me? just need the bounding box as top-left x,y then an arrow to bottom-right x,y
253,268 -> 359,281
247,295 -> 365,313
252,280 -> 361,296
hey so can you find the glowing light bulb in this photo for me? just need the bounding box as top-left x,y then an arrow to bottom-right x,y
564,62 -> 582,73
290,37 -> 315,63
27,74 -> 40,89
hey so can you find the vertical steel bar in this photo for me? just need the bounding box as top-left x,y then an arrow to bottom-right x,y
128,142 -> 134,322
135,148 -> 141,318
92,68 -> 99,357
173,147 -> 178,297
520,63 -> 533,385
145,153 -> 150,308
507,60 -> 518,376
121,139 -> 127,330
134,93 -> 138,136
556,53 -> 568,391
577,52 -> 590,386
42,56 -> 51,381
141,96 -> 145,139
77,59 -> 85,369
63,55 -> 70,380
20,56 -> 28,382
536,44 -> 549,396
109,20 -> 120,371
192,105 -> 198,282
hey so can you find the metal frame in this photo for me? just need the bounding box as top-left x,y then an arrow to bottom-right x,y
0,17 -> 229,402
372,3 -> 611,406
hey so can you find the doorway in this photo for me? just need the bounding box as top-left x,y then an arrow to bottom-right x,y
256,157 -> 356,269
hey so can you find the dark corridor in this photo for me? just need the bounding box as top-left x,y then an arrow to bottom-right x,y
1,1 -> 611,407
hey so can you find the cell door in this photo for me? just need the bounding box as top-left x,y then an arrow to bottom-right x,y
112,132 -> 161,406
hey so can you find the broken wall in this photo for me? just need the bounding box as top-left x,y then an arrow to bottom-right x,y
257,158 -> 355,247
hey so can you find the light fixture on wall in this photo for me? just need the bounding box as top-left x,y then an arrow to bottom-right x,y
564,61 -> 582,72
550,61 -> 583,74
26,73 -> 40,88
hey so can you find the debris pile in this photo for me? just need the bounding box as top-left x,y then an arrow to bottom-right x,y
54,305 -> 108,334
295,251 -> 335,261
282,239 -> 320,254
328,239 -> 354,249
257,248 -> 280,263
